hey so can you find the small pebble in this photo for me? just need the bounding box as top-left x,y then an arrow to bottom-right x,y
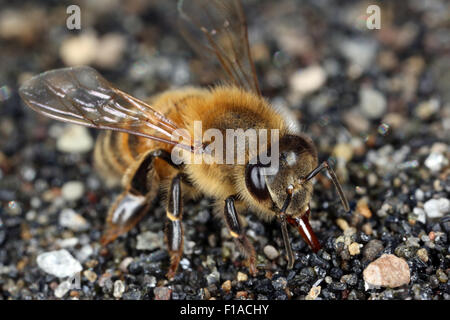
154,287 -> 172,300
61,181 -> 85,202
416,248 -> 429,263
359,87 -> 387,119
336,218 -> 349,231
136,231 -> 163,251
263,245 -> 279,260
348,242 -> 361,256
95,33 -> 126,69
60,32 -> 98,66
54,281 -> 71,299
305,286 -> 321,300
363,254 -> 410,288
113,280 -> 125,299
425,152 -> 448,172
413,207 -> 426,224
59,208 -> 89,231
356,198 -> 372,219
221,280 -> 232,292
56,125 -> 94,153
83,270 -> 97,283
289,65 -> 326,95
333,143 -> 353,162
363,240 -> 384,262
424,198 -> 450,219
37,249 -> 82,278
119,257 -> 134,273
237,272 -> 248,282
436,269 -> 448,283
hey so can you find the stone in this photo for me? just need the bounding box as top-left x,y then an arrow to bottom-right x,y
136,231 -> 163,251
237,272 -> 248,282
359,87 -> 387,119
221,280 -> 232,292
95,33 -> 126,69
338,38 -> 377,71
154,286 -> 172,300
305,286 -> 321,300
37,249 -> 82,278
60,32 -> 99,66
362,240 -> 384,262
289,65 -> 326,95
363,254 -> 410,288
348,242 -> 361,256
56,125 -> 94,153
424,152 -> 448,173
61,181 -> 85,202
424,198 -> 449,219
54,280 -> 71,299
413,207 -> 426,224
333,143 -> 353,163
59,208 -> 90,231
113,280 -> 125,299
83,270 -> 97,283
416,248 -> 428,263
356,198 -> 372,218
263,245 -> 279,260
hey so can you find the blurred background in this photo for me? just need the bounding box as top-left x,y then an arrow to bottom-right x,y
0,0 -> 448,300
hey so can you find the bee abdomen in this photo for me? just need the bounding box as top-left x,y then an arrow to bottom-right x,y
93,131 -> 138,186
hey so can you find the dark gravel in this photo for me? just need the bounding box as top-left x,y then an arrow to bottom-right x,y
0,0 -> 449,300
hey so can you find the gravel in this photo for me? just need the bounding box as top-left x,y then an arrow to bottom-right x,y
0,0 -> 449,301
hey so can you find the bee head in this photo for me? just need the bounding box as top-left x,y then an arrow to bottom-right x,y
245,134 -> 318,218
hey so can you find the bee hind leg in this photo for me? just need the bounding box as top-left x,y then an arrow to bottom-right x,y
224,196 -> 257,276
100,150 -> 163,245
164,174 -> 184,280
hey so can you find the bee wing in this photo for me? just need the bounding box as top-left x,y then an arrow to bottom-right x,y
19,66 -> 193,151
178,0 -> 261,96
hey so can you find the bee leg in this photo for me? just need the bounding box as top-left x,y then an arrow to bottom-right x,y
224,196 -> 257,276
100,150 -> 161,245
164,174 -> 184,280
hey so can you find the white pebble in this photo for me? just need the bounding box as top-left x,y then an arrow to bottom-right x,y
59,208 -> 90,231
415,189 -> 425,202
136,231 -> 163,251
76,245 -> 94,263
95,33 -> 126,69
54,280 -> 71,299
338,38 -> 377,71
289,65 -> 326,95
60,32 -> 98,66
56,237 -> 79,248
61,181 -> 85,202
113,280 -> 125,299
57,125 -> 93,153
37,249 -> 82,278
263,245 -> 279,260
413,207 -> 426,224
424,152 -> 448,172
424,198 -> 450,219
359,87 -> 387,119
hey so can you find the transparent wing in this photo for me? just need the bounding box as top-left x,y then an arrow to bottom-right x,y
19,66 -> 193,151
178,0 -> 261,95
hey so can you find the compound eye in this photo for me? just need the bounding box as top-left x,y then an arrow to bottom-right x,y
245,164 -> 271,201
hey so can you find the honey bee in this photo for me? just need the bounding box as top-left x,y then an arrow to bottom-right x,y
19,0 -> 349,279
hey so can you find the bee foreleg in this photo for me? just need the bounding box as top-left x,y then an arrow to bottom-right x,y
164,174 -> 184,280
100,150 -> 161,245
304,161 -> 350,212
224,196 -> 257,276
